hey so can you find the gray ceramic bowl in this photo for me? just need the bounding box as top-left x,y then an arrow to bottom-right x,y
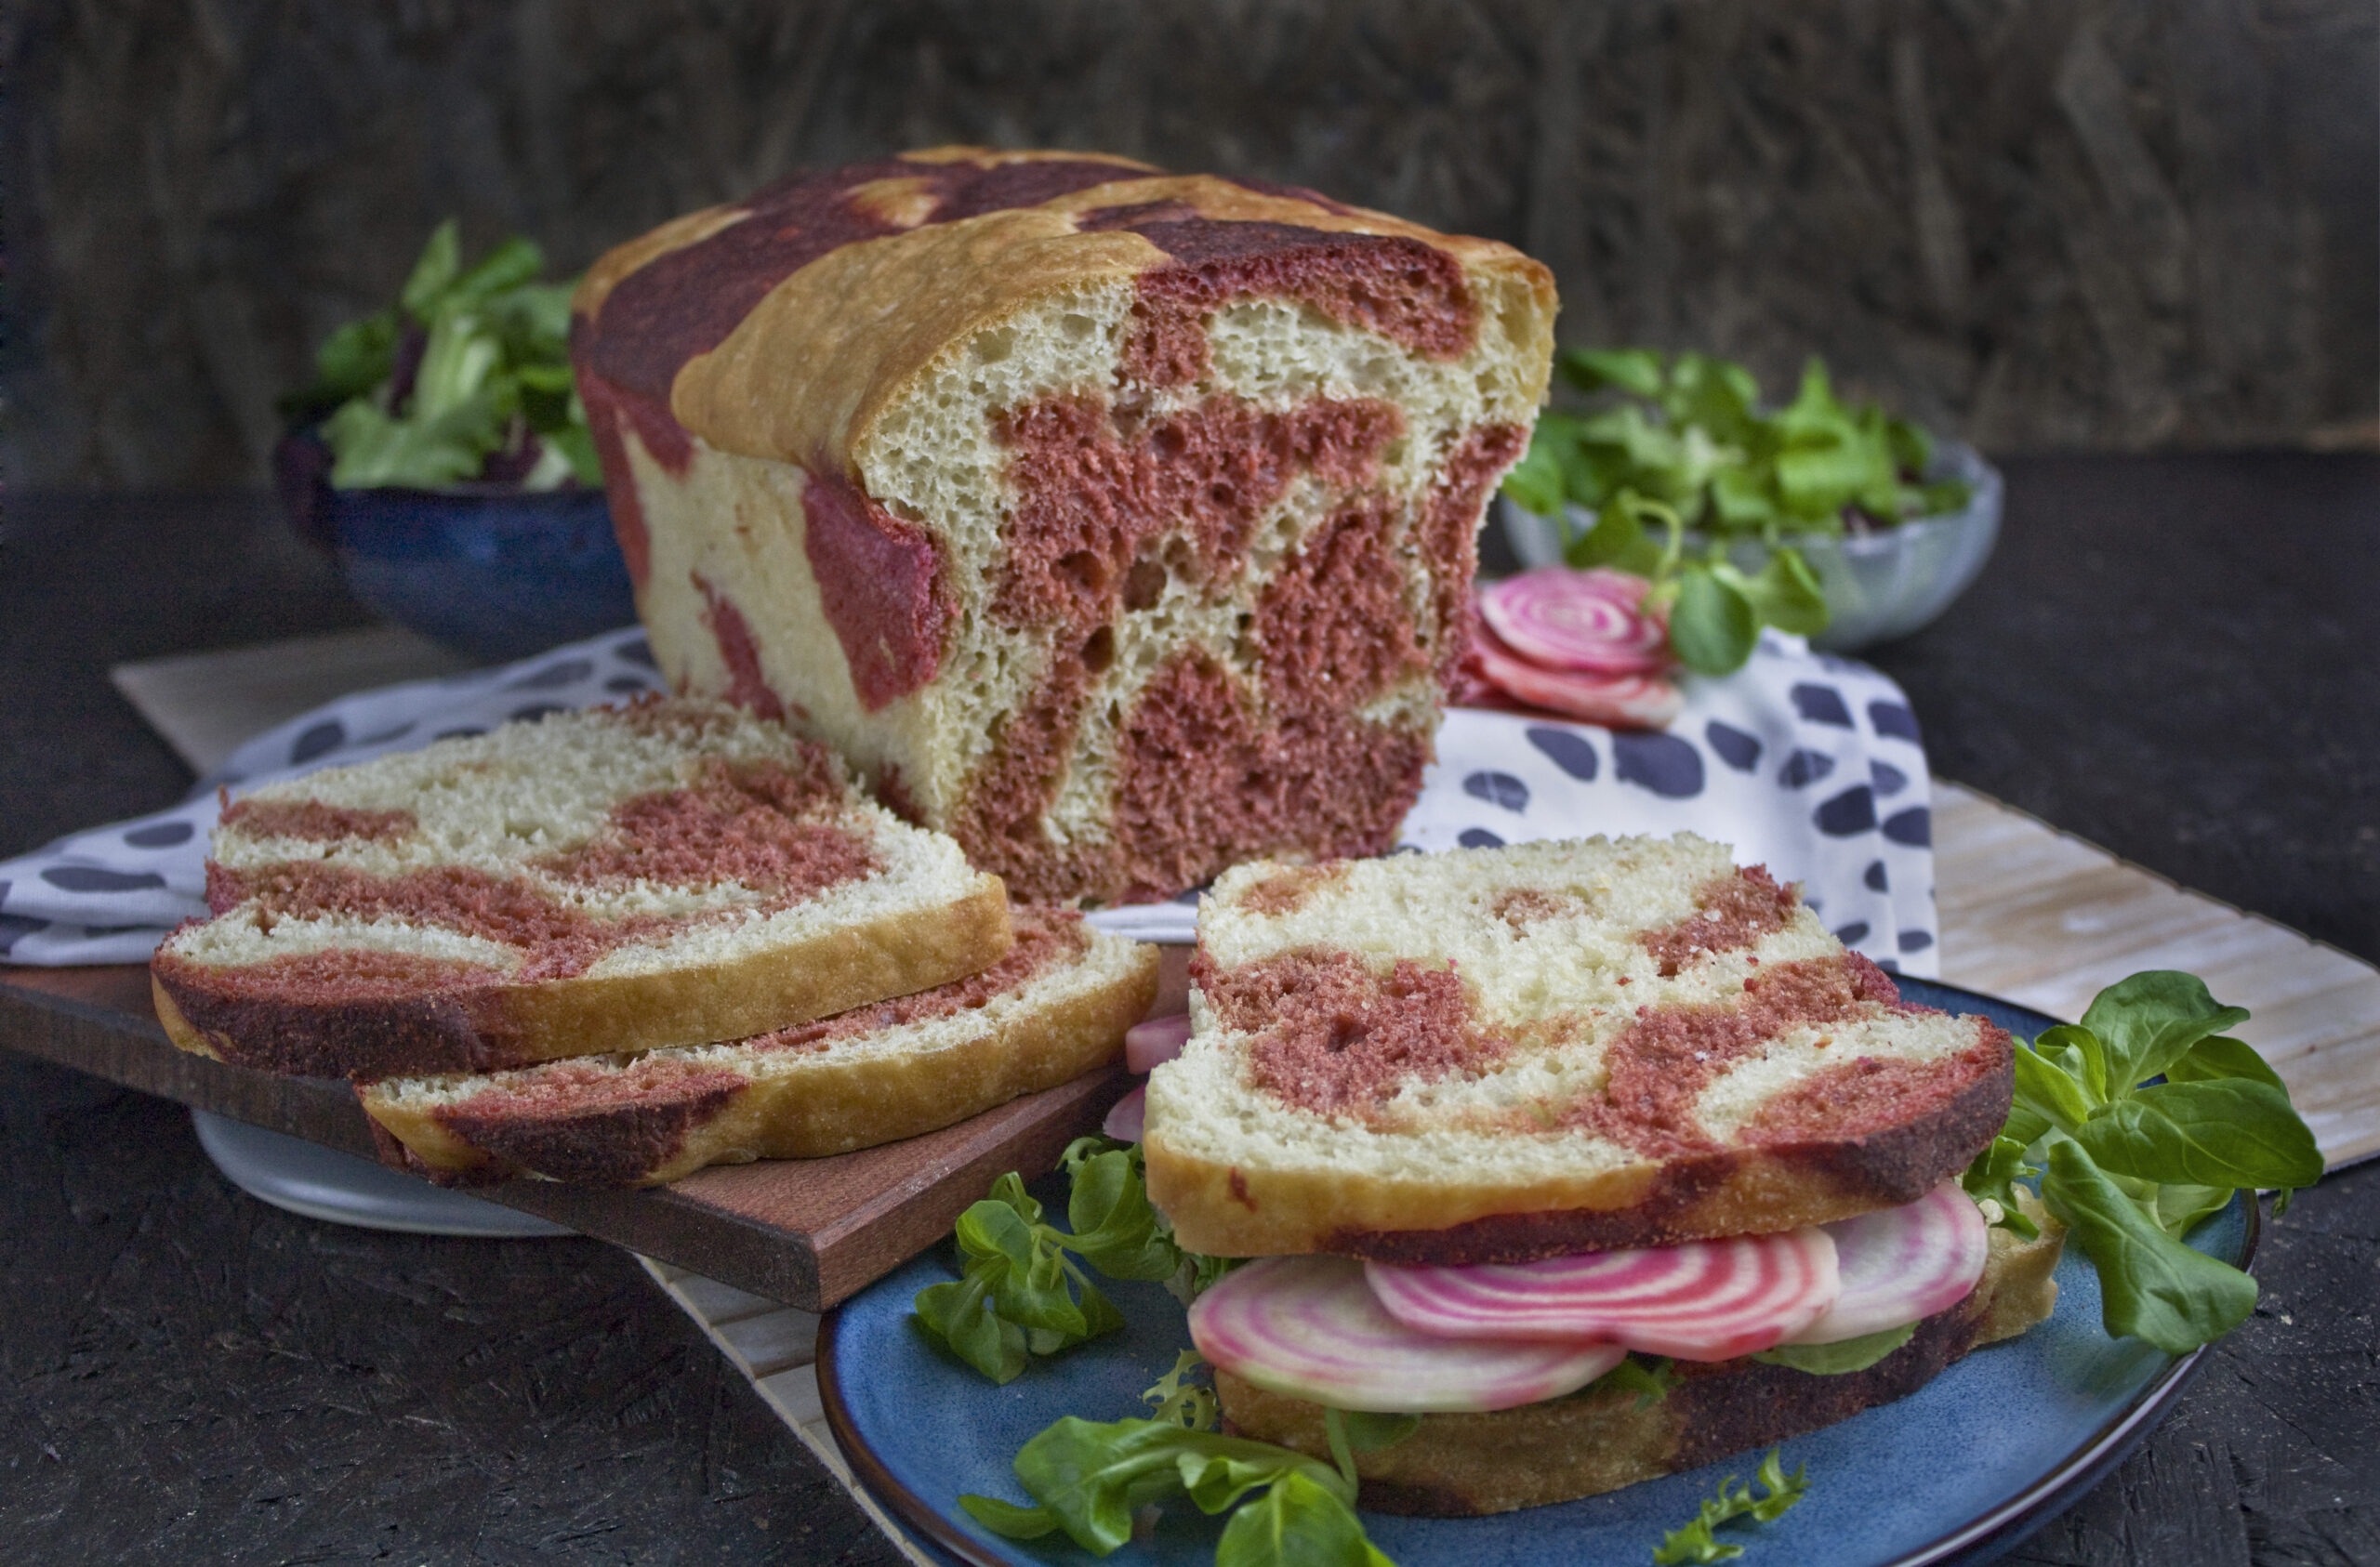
1500,441 -> 2003,652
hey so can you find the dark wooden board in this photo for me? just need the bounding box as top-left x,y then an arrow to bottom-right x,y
0,955 -> 1189,1311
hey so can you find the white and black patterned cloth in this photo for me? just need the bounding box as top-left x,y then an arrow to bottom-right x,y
0,626 -> 1938,977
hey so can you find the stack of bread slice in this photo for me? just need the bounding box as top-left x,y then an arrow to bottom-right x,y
1143,835 -> 2059,1515
152,699 -> 1157,1185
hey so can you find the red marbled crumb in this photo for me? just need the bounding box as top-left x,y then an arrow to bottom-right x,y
1564,954 -> 1907,1159
746,907 -> 1091,1053
1236,863 -> 1346,918
1116,218 -> 1476,388
694,573 -> 793,723
1641,866 -> 1803,977
1491,889 -> 1583,930
799,468 -> 952,710
992,393 -> 1404,632
1104,652 -> 1430,904
1419,424 -> 1528,676
1744,1021 -> 2010,1143
203,756 -> 875,987
220,799 -> 417,845
1202,947 -> 1499,1119
443,1055 -> 752,1116
1253,500 -> 1428,718
157,946 -> 505,1007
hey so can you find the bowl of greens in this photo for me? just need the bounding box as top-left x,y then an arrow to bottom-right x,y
1500,349 -> 2002,665
276,221 -> 632,665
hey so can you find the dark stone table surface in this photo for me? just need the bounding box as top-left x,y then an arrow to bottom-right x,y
3,460 -> 2375,1563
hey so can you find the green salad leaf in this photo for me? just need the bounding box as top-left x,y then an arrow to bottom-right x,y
1652,1448 -> 1809,1563
1750,1323 -> 1916,1376
1583,1352 -> 1680,1409
962,1358 -> 1402,1565
1506,347 -> 1974,674
1963,969 -> 2321,1352
912,1139 -> 1229,1383
290,217 -> 600,492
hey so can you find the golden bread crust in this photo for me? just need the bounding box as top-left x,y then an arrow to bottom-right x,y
360,929 -> 1159,1184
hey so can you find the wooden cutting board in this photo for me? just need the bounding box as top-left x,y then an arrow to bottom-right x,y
0,957 -> 1184,1312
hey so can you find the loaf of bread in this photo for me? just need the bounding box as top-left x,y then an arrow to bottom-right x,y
1143,836 -> 2013,1259
570,147 -> 1556,905
152,700 -> 1010,1079
1215,1200 -> 2064,1517
361,906 -> 1157,1184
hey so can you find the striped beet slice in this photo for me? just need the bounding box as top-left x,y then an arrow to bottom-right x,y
1366,1228 -> 1841,1362
1125,1013 -> 1191,1073
1189,1256 -> 1625,1414
1787,1182 -> 1989,1345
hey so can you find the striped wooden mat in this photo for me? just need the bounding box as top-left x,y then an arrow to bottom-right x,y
657,781 -> 2380,1544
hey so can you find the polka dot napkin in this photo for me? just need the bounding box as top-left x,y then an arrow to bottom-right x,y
0,626 -> 1936,977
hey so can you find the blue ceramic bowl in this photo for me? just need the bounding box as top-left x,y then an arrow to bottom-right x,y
277,431 -> 638,665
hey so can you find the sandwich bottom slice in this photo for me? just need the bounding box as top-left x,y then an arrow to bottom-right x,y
362,908 -> 1157,1186
1215,1199 -> 2064,1518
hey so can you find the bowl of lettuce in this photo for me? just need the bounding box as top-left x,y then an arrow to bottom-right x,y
275,221 -> 633,665
1500,349 -> 2003,665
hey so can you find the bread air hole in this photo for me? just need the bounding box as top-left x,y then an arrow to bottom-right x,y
1081,625 -> 1117,676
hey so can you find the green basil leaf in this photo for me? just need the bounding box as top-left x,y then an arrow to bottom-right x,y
1068,1148 -> 1182,1282
2042,1141 -> 2258,1353
1715,546 -> 1831,638
2010,1042 -> 2096,1135
1669,566 -> 1760,675
1011,1418 -> 1342,1556
2079,971 -> 2253,1092
2001,1103 -> 2054,1152
2164,1034 -> 2290,1096
399,218 -> 462,321
957,1494 -> 1063,1538
2075,1079 -> 2324,1192
1561,347 -> 1665,400
1962,1135 -> 2043,1240
1500,437 -> 1568,516
1563,501 -> 1646,570
2033,1024 -> 2110,1105
1215,1469 -> 1393,1567
2153,1182 -> 2236,1237
1338,1410 -> 1421,1455
323,394 -> 503,489
1583,1353 -> 1679,1410
1751,1322 -> 1915,1374
311,310 -> 403,404
913,1270 -> 1028,1383
447,234 -> 546,309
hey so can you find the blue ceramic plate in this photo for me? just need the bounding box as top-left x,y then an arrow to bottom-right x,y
819,978 -> 2255,1567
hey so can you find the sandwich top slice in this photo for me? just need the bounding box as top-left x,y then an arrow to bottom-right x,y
1144,834 -> 2012,1261
152,698 -> 1010,1079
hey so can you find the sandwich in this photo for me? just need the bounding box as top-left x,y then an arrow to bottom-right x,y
1139,834 -> 2060,1515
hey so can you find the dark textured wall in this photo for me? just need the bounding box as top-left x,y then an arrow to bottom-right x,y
3,0 -> 2373,489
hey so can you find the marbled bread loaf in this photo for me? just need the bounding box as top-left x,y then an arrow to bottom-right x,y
360,907 -> 1157,1185
1143,836 -> 2013,1259
152,700 -> 1009,1079
1216,1199 -> 2064,1517
570,146 -> 1556,905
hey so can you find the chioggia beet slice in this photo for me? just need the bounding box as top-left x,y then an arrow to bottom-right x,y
1102,1083 -> 1146,1142
1469,624 -> 1684,729
1188,1256 -> 1626,1413
1125,1013 -> 1191,1073
1366,1227 -> 1841,1362
1787,1181 -> 1990,1344
1479,568 -> 1671,675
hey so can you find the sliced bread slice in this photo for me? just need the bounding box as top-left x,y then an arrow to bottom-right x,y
152,699 -> 1010,1079
361,907 -> 1158,1185
1143,835 -> 2012,1260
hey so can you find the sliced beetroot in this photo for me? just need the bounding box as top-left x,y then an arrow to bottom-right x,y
1480,567 -> 1670,675
1125,1013 -> 1192,1073
1102,1083 -> 1147,1142
1367,1227 -> 1840,1363
1469,623 -> 1685,730
1189,1255 -> 1625,1413
1787,1181 -> 1988,1345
